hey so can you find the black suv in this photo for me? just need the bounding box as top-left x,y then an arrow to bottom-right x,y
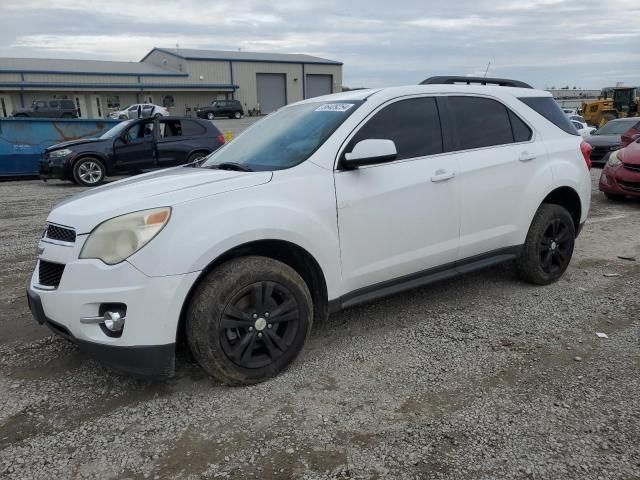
196,99 -> 244,120
12,99 -> 78,118
40,117 -> 225,187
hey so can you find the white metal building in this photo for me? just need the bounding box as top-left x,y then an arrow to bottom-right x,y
0,48 -> 343,118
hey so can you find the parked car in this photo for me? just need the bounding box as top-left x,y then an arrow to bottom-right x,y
620,119 -> 640,147
196,99 -> 244,120
567,114 -> 587,124
12,99 -> 78,118
583,118 -> 640,166
27,77 -> 591,384
39,117 -> 224,186
562,108 -> 578,116
108,103 -> 169,120
599,136 -> 640,200
571,119 -> 596,137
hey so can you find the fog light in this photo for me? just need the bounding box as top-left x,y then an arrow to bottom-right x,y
103,311 -> 125,332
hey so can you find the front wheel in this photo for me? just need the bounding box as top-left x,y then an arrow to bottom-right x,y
73,157 -> 105,187
207,112 -> 215,120
186,256 -> 313,385
516,204 -> 575,285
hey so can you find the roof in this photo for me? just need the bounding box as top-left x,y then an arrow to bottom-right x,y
144,47 -> 342,65
0,57 -> 187,77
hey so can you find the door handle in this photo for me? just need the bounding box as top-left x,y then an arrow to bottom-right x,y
519,151 -> 536,162
431,169 -> 455,182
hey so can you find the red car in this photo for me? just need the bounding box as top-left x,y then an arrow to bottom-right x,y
599,138 -> 640,200
621,120 -> 640,147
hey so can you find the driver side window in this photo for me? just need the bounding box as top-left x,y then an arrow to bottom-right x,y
347,97 -> 444,161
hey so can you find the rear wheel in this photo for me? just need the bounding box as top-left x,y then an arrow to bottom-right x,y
186,151 -> 208,164
516,204 -> 575,285
186,256 -> 313,385
234,111 -> 242,119
73,157 -> 105,187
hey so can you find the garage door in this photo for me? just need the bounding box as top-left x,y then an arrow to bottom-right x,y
256,73 -> 286,114
306,74 -> 332,99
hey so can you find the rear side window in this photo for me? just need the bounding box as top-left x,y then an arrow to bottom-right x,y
60,100 -> 75,109
181,120 -> 206,136
509,111 -> 533,142
518,97 -> 579,136
160,120 -> 182,138
448,96 -> 516,149
349,97 -> 443,160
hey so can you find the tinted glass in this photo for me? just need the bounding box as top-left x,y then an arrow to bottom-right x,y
49,101 -> 59,108
181,120 -> 206,136
61,100 -> 75,109
349,97 -> 443,160
201,101 -> 362,171
518,97 -> 579,135
571,121 -> 583,130
160,120 -> 182,137
509,110 -> 533,142
449,96 -> 514,149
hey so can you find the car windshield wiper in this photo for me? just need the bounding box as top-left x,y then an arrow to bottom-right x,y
210,162 -> 254,172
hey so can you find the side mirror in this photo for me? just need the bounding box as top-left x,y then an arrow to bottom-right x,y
343,139 -> 397,169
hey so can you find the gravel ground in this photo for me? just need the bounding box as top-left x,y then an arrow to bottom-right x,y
0,169 -> 639,480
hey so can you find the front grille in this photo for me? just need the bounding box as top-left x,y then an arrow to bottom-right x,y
45,224 -> 76,243
38,260 -> 65,288
623,163 -> 640,173
619,180 -> 640,192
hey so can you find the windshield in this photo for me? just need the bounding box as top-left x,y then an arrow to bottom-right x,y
99,120 -> 134,139
594,120 -> 637,136
200,101 -> 362,171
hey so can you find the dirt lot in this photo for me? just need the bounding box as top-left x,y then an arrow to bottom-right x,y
0,169 -> 639,480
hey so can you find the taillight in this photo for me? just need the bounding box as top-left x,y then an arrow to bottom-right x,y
580,141 -> 592,170
216,134 -> 225,144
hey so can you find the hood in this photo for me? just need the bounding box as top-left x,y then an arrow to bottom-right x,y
48,167 -> 273,233
619,141 -> 640,166
584,134 -> 621,147
46,137 -> 104,152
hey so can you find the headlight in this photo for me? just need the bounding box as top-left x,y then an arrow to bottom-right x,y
49,149 -> 72,158
79,207 -> 171,265
607,150 -> 621,167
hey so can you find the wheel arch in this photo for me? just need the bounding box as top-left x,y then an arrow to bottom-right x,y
176,239 -> 329,345
541,186 -> 582,234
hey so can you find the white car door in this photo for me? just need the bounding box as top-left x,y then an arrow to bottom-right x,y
334,96 -> 460,296
444,95 -> 550,260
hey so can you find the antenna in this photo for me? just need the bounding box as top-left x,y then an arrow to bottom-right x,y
483,61 -> 491,79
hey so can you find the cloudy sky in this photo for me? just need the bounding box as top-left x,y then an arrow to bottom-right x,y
0,0 -> 638,89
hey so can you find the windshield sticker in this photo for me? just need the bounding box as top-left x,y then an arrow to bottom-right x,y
315,103 -> 355,112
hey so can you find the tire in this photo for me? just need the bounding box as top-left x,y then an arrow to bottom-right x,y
72,157 -> 106,187
186,256 -> 313,385
186,151 -> 208,164
516,204 -> 575,285
604,193 -> 626,201
207,112 -> 215,120
153,113 -> 162,119
234,111 -> 242,119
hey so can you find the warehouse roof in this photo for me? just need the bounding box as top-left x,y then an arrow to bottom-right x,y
143,47 -> 343,65
0,57 -> 187,76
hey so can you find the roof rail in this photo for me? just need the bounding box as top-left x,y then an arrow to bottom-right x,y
420,76 -> 533,89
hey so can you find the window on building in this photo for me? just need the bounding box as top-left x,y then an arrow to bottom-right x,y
348,97 -> 443,160
163,95 -> 175,108
106,96 -> 120,109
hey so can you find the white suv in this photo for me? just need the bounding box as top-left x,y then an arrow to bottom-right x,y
27,77 -> 593,384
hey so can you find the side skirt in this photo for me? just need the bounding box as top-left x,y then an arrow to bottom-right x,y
329,246 -> 522,313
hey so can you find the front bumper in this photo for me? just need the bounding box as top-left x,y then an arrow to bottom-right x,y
27,287 -> 175,377
39,156 -> 72,181
599,164 -> 640,197
28,237 -> 200,377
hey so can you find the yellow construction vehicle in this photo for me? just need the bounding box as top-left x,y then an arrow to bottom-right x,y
582,86 -> 639,127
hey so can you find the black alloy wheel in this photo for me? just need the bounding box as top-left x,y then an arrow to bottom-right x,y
539,218 -> 573,274
220,281 -> 299,369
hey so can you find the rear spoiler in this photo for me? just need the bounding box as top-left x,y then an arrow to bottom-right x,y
421,76 -> 533,89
